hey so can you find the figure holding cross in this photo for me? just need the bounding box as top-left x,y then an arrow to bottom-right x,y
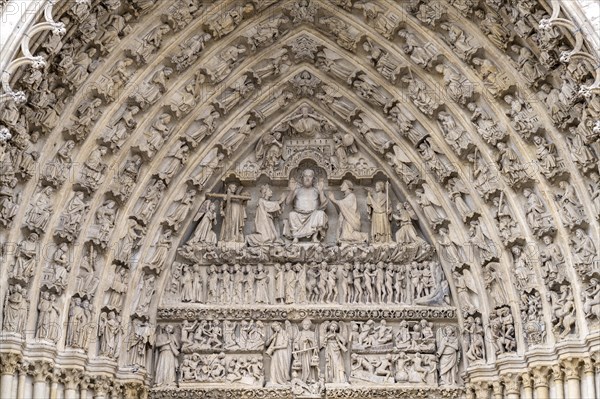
207,182 -> 251,243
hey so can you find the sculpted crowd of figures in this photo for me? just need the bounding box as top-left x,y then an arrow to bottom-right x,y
169,260 -> 448,306
187,171 -> 412,249
151,318 -> 461,391
0,0 -> 599,397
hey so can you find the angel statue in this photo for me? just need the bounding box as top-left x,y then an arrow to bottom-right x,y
188,199 -> 218,246
265,321 -> 292,385
437,326 -> 460,385
320,321 -> 348,384
247,184 -> 286,246
452,269 -> 479,314
292,318 -> 320,383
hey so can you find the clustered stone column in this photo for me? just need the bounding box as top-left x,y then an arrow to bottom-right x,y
464,357 -> 599,399
0,354 -> 147,399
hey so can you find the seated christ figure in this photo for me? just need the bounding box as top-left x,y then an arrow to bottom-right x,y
283,169 -> 329,243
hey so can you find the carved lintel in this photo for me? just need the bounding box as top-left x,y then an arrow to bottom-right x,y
157,306 -> 457,321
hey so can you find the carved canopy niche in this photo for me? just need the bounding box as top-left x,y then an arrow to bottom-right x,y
0,0 -> 598,398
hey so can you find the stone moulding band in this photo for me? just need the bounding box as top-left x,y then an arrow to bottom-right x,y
156,306 -> 457,321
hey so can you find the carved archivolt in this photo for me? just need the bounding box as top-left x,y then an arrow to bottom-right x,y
0,0 -> 598,398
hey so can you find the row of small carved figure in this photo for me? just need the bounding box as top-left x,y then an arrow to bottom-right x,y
169,261 -> 446,306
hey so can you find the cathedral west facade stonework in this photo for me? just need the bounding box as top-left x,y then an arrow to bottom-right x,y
0,0 -> 599,398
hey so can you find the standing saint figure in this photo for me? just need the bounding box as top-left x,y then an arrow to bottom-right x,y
247,184 -> 286,246
154,325 -> 180,386
208,183 -> 251,243
321,321 -> 348,384
328,180 -> 368,244
437,326 -> 460,385
266,321 -> 291,385
294,318 -> 319,383
366,181 -> 392,243
283,169 -> 328,243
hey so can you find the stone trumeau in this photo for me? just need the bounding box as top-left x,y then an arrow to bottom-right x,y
0,0 -> 599,398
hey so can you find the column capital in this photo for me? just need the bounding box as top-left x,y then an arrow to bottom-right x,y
551,363 -> 564,380
502,373 -> 521,394
562,357 -> 582,380
124,382 -> 146,399
79,376 -> 92,391
521,372 -> 533,389
61,368 -> 83,390
492,380 -> 503,396
31,360 -> 52,382
93,376 -> 112,396
532,366 -> 550,388
582,357 -> 595,374
474,381 -> 491,398
0,352 -> 21,375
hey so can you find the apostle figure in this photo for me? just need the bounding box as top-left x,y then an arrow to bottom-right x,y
154,325 -> 180,386
283,169 -> 329,243
366,181 -> 392,243
328,180 -> 368,244
247,184 -> 286,246
266,321 -> 291,385
208,183 -> 251,243
437,326 -> 460,385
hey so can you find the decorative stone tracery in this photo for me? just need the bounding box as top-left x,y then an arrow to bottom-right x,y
0,0 -> 598,398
